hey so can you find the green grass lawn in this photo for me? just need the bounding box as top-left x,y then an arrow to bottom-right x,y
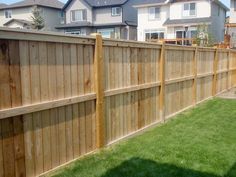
48,98 -> 236,177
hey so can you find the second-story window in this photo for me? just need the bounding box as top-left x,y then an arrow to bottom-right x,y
71,9 -> 87,22
183,3 -> 196,17
148,7 -> 160,20
4,10 -> 12,18
112,7 -> 121,16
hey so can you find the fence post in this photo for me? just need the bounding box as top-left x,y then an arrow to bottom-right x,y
213,49 -> 218,96
159,43 -> 165,122
93,33 -> 105,148
227,50 -> 230,90
193,47 -> 198,105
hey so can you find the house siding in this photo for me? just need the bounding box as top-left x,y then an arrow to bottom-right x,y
122,0 -> 137,23
137,5 -> 169,41
230,0 -> 236,23
0,6 -> 62,31
93,7 -> 122,25
137,0 -> 227,43
0,7 -> 32,26
169,0 -> 211,20
210,1 -> 226,42
42,7 -> 62,31
65,0 -> 92,23
62,0 -> 137,40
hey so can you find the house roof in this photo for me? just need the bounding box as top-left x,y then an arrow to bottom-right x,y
133,0 -> 168,7
0,3 -> 7,8
212,0 -> 229,11
133,0 -> 229,10
56,21 -> 93,28
0,0 -> 64,10
3,18 -> 32,26
63,0 -> 129,10
56,21 -> 137,29
163,17 -> 212,26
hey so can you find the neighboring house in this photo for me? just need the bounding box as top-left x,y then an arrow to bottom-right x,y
134,0 -> 228,44
0,0 -> 64,31
230,0 -> 236,23
0,3 -> 7,9
226,0 -> 236,48
56,0 -> 137,40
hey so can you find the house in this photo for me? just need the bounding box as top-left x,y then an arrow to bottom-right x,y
0,0 -> 64,31
134,0 -> 228,44
226,0 -> 236,48
56,0 -> 137,40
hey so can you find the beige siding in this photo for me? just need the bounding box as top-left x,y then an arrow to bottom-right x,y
93,7 -> 122,25
0,6 -> 62,31
0,7 -> 32,26
65,0 -> 92,23
230,0 -> 236,23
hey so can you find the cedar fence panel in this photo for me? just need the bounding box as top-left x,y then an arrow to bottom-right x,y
0,28 -> 235,177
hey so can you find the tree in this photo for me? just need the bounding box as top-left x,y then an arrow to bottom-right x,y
194,24 -> 214,47
31,6 -> 44,30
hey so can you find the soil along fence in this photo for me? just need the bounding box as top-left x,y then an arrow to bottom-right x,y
0,28 -> 236,177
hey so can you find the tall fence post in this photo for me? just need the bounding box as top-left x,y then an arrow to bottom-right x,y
213,49 -> 218,96
93,33 -> 105,148
193,47 -> 198,105
159,43 -> 165,122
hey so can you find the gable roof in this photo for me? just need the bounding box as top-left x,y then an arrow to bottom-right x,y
0,0 -> 64,10
212,0 -> 229,11
3,18 -> 32,26
63,0 -> 129,10
0,3 -> 7,8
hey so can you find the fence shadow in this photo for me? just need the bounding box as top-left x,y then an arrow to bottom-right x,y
226,162 -> 236,177
101,157 -> 236,177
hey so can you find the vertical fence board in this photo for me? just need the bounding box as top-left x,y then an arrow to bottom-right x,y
0,31 -> 236,177
55,43 -> 67,165
19,41 -> 35,177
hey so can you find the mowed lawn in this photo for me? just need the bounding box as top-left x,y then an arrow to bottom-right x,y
47,98 -> 236,177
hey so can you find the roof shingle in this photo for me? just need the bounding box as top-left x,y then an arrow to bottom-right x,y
63,0 -> 129,10
163,17 -> 212,26
0,0 -> 64,10
132,0 -> 167,6
0,3 -> 7,8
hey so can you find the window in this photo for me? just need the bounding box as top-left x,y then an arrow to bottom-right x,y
145,30 -> 164,41
71,9 -> 87,22
4,10 -> 12,18
111,7 -> 121,16
183,3 -> 196,17
149,7 -> 160,20
97,28 -> 115,38
189,30 -> 197,38
218,6 -> 220,16
65,30 -> 81,35
65,29 -> 86,35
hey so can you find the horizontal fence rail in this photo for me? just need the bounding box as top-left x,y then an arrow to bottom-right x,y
0,28 -> 236,177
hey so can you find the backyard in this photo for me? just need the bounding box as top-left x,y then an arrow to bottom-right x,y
47,98 -> 236,177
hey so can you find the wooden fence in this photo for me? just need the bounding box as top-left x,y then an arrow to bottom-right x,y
0,28 -> 235,177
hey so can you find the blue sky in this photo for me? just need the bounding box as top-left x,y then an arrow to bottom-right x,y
0,0 -> 230,8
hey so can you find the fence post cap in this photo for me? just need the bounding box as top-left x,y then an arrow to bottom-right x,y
91,33 -> 102,37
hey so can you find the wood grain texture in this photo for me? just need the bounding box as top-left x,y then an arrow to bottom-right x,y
94,34 -> 104,148
0,32 -> 235,177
